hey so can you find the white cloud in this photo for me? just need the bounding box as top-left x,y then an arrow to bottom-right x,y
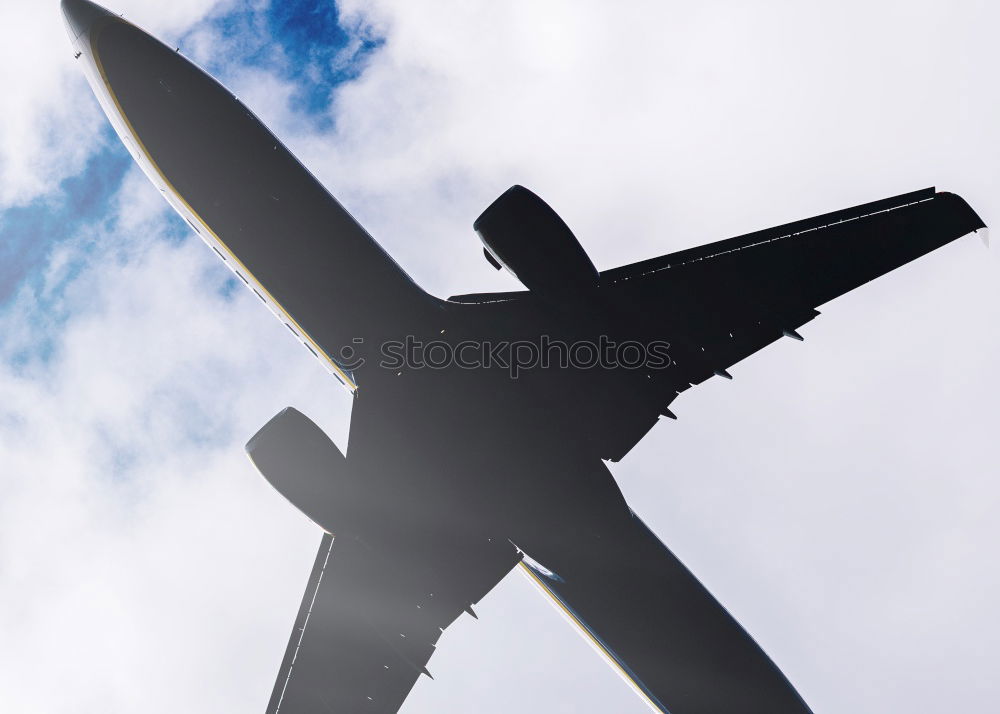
0,0 -> 231,208
0,1 -> 102,207
1,1 -> 999,713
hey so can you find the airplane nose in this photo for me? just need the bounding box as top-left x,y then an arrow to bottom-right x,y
61,0 -> 115,41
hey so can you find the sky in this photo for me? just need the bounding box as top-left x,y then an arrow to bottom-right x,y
1,1 -> 998,712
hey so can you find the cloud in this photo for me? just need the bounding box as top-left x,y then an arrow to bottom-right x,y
0,161 -> 356,712
0,0 -> 234,209
0,1 -> 103,207
1,1 -> 999,713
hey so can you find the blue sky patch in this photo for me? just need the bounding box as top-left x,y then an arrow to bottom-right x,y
195,0 -> 383,127
0,139 -> 130,305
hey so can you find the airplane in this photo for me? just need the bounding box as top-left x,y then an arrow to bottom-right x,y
61,1 -> 988,712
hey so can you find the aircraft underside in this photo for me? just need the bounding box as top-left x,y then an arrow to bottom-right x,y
62,1 -> 988,712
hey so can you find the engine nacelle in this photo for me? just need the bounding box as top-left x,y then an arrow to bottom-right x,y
246,407 -> 355,535
474,185 -> 599,304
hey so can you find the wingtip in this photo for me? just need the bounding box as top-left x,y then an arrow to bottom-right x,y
977,227 -> 990,248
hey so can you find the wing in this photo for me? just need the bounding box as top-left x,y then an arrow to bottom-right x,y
268,531 -> 521,713
602,188 -> 985,382
520,510 -> 812,714
597,188 -> 985,457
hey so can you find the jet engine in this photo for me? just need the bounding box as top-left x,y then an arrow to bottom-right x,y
474,185 -> 599,304
246,407 -> 355,535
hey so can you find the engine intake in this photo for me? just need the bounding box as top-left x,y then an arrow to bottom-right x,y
474,185 -> 598,304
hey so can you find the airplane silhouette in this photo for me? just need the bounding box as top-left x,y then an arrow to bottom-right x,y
63,1 -> 987,711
